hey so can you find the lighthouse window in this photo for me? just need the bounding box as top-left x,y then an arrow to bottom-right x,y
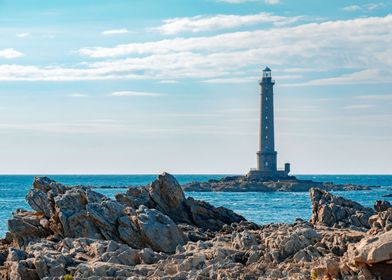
265,161 -> 269,166
265,116 -> 268,119
265,135 -> 268,139
265,97 -> 268,101
265,126 -> 268,130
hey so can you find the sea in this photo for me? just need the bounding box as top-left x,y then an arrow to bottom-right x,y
1,174 -> 392,237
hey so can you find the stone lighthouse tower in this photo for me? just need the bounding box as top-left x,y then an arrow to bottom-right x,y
248,67 -> 290,179
257,67 -> 277,173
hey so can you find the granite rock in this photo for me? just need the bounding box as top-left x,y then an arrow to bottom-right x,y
310,188 -> 375,230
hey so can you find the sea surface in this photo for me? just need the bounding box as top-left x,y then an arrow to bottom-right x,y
1,174 -> 392,236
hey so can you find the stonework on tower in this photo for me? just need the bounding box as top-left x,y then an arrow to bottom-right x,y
248,67 -> 290,179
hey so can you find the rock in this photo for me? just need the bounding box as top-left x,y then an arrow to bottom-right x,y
182,175 -> 373,192
310,188 -> 375,230
135,206 -> 187,253
350,230 -> 392,264
374,200 -> 391,212
115,173 -> 246,231
115,187 -> 154,209
26,189 -> 53,218
8,210 -> 51,247
369,208 -> 392,234
3,174 -> 391,280
184,197 -> 244,231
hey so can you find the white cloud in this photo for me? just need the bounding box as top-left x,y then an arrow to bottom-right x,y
102,29 -> 129,35
265,0 -> 280,5
166,113 -> 220,117
203,74 -> 300,83
343,104 -> 375,109
1,15 -> 392,85
17,33 -> 30,38
79,15 -> 392,60
357,94 -> 392,100
342,5 -> 362,12
366,2 -> 386,10
0,48 -> 24,59
153,12 -> 300,34
158,80 -> 179,84
342,2 -> 386,12
110,91 -> 165,97
283,69 -> 392,87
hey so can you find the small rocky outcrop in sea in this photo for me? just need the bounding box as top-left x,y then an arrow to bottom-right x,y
1,174 -> 392,279
182,175 -> 375,192
310,188 -> 375,230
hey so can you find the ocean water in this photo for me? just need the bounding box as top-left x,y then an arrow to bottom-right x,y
0,174 -> 391,236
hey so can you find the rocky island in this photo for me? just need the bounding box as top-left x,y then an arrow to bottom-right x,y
0,173 -> 391,279
182,174 -> 375,192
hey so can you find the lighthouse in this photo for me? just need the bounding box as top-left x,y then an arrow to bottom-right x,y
248,67 -> 290,179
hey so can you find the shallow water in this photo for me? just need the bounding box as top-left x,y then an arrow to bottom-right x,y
0,174 -> 391,236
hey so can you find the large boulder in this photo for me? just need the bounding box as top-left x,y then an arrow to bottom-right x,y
116,173 -> 246,231
350,230 -> 392,264
134,206 -> 187,253
310,188 -> 375,230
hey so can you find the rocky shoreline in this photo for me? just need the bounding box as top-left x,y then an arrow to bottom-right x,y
0,173 -> 391,279
182,175 -> 376,192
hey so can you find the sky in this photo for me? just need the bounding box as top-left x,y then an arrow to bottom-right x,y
0,0 -> 391,174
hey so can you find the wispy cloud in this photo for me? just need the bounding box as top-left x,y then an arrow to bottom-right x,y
1,15 -> 392,84
342,2 -> 386,12
110,91 -> 165,97
17,33 -> 30,38
0,48 -> 24,59
342,5 -> 362,12
357,94 -> 392,100
264,0 -> 280,5
203,74 -> 300,84
282,69 -> 392,87
343,104 -> 375,109
101,29 -> 129,35
153,12 -> 301,34
166,113 -> 221,117
158,80 -> 179,84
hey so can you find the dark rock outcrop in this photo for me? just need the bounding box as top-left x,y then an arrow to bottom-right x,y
374,200 -> 391,212
310,188 -> 375,230
183,175 -> 374,192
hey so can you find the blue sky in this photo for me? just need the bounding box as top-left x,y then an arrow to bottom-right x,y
0,0 -> 391,174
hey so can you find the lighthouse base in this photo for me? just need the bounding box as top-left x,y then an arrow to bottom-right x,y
246,169 -> 292,181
